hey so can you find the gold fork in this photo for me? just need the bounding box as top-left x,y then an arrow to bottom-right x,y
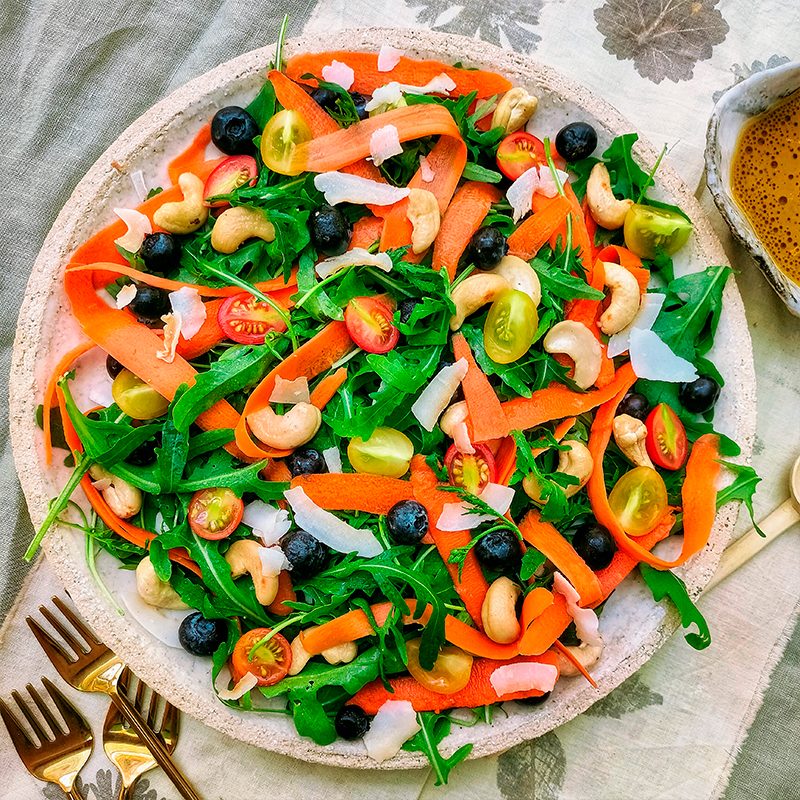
104,668 -> 180,800
0,677 -> 93,800
27,597 -> 201,800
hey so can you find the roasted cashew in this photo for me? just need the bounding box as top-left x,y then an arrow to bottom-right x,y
586,163 -> 633,230
247,402 -> 322,450
322,641 -> 358,665
556,639 -> 603,677
449,272 -> 511,331
135,556 -> 189,610
407,188 -> 440,254
491,87 -> 538,134
211,206 -> 276,254
522,473 -> 546,504
88,464 -> 142,519
439,401 -> 469,437
153,172 -> 209,234
288,627 -> 357,676
224,539 -> 280,606
613,414 -> 654,468
491,255 -> 542,306
556,440 -> 594,498
543,320 -> 602,390
599,262 -> 641,335
481,577 -> 522,644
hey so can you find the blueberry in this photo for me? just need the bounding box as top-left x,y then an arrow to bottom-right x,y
281,530 -> 329,579
211,106 -> 259,156
555,122 -> 598,162
139,232 -> 181,275
310,87 -> 339,112
571,522 -> 616,571
285,448 -> 327,478
128,285 -> 170,324
335,705 -> 370,740
398,298 -> 421,325
474,529 -> 522,571
106,355 -> 124,379
679,375 -> 721,415
310,204 -> 352,256
350,92 -> 370,120
178,612 -> 226,656
386,500 -> 428,545
616,391 -> 650,423
468,226 -> 508,270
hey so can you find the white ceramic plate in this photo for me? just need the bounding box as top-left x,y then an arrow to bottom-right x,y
10,28 -> 756,768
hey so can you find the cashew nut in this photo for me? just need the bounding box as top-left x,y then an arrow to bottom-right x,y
211,206 -> 276,254
224,539 -> 280,606
542,320 -> 602,390
586,163 -> 633,230
135,556 -> 189,610
556,639 -> 603,677
599,262 -> 641,335
247,402 -> 322,450
439,401 -> 469,437
407,188 -> 440,254
556,440 -> 594,498
449,272 -> 511,331
322,641 -> 358,665
491,87 -> 539,134
481,577 -> 522,644
288,627 -> 357,676
88,464 -> 142,519
522,472 -> 547,505
491,255 -> 542,306
613,414 -> 654,468
153,172 -> 209,234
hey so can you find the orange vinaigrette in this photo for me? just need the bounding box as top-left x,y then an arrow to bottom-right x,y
731,90 -> 800,284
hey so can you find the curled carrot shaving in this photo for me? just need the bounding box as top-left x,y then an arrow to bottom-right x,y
289,473 -> 415,516
349,216 -> 384,250
518,591 -> 572,656
552,639 -> 597,689
167,123 -> 226,186
520,587 -> 555,632
506,195 -> 572,261
309,367 -> 347,409
267,571 -> 297,616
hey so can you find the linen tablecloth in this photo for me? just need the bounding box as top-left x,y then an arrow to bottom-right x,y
1,2 -> 798,798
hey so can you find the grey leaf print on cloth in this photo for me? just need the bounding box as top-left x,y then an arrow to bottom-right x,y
712,55 -> 792,103
42,769 -> 166,800
414,0 -> 544,53
584,674 -> 664,720
497,731 -> 566,800
594,0 -> 729,84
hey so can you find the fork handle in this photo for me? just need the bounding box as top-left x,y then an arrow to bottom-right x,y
66,788 -> 85,800
108,688 -> 202,800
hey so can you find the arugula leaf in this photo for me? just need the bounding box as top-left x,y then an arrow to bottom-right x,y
245,79 -> 277,129
639,564 -> 711,650
178,449 -> 287,502
186,429 -> 236,460
403,712 -> 473,786
520,547 -> 546,581
462,162 -> 503,183
716,460 -> 763,535
530,257 -> 604,302
156,393 -> 189,493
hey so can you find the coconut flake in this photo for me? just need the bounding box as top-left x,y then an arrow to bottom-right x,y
411,358 -> 469,432
156,313 -> 181,363
363,700 -> 422,763
406,74 -> 457,96
419,155 -> 436,182
436,482 -> 515,531
242,501 -> 291,546
537,166 -> 569,199
490,662 -> 559,696
480,483 -> 516,515
269,376 -> 311,405
314,171 -> 410,207
507,168 -> 540,223
452,421 -> 475,455
169,287 -> 206,340
368,125 -> 403,166
217,671 -> 258,701
88,377 -> 115,408
607,293 -> 665,358
115,284 -> 137,309
364,74 -> 457,113
553,572 -> 602,646
377,45 -> 405,72
113,207 -> 152,253
365,82 -> 405,112
322,447 -> 343,473
316,247 -> 394,279
321,60 -> 354,90
629,327 -> 698,383
130,170 -> 148,203
284,486 -> 383,557
258,546 -> 290,577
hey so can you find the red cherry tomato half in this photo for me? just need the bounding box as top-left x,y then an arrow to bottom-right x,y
444,444 -> 497,495
645,403 -> 688,471
187,487 -> 244,540
203,155 -> 258,207
343,296 -> 399,354
218,292 -> 288,345
230,628 -> 292,687
496,132 -> 547,181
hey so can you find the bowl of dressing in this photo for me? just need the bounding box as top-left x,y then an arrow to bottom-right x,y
705,60 -> 800,315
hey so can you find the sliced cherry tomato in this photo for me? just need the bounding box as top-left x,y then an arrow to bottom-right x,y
217,292 -> 288,345
230,628 -> 292,686
260,109 -> 313,175
188,487 -> 244,540
623,203 -> 693,259
496,132 -> 547,181
406,637 -> 473,694
203,156 -> 258,207
608,466 -> 668,537
444,443 -> 497,495
343,296 -> 399,354
348,427 -> 414,478
645,403 -> 688,470
483,288 -> 538,364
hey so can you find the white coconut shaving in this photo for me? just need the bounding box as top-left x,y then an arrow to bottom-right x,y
437,482 -> 516,531
242,501 -> 291,547
130,170 -> 148,203
316,247 -> 394,279
377,44 -> 405,72
113,207 -> 152,252
314,171 -> 410,207
115,284 -> 137,309
321,60 -> 354,90
629,327 -> 698,383
411,358 -> 469,432
257,546 -> 290,577
368,125 -> 403,166
156,313 -> 181,363
507,168 -> 541,223
607,293 -> 666,358
553,572 -> 602,646
490,661 -> 559,696
363,700 -> 422,763
322,447 -> 343,473
537,166 -> 569,199
419,155 -> 436,182
365,73 -> 457,112
168,287 -> 206,340
217,671 -> 258,701
269,376 -> 311,405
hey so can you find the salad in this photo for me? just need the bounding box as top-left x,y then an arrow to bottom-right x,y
30,35 -> 759,781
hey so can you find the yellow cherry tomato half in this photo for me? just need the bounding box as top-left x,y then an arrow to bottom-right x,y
347,427 -> 414,479
111,369 -> 170,420
406,638 -> 473,695
260,109 -> 313,175
623,203 -> 693,260
483,288 -> 538,364
608,466 -> 668,537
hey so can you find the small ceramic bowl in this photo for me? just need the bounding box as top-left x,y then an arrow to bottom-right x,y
705,60 -> 800,316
